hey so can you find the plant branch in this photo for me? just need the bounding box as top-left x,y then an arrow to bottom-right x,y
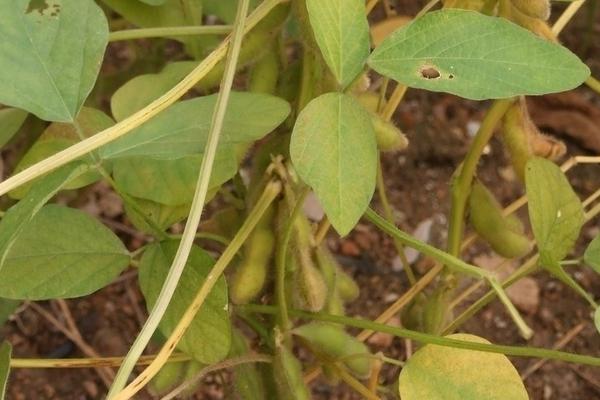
242,304 -> 600,368
107,0 -> 253,396
109,25 -> 232,42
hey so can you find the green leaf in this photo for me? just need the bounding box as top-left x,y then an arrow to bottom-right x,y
9,107 -> 114,199
0,163 -> 90,261
368,9 -> 590,100
584,235 -> 600,274
525,157 -> 584,265
137,0 -> 168,5
139,241 -> 231,364
0,205 -> 130,300
0,342 -> 11,400
0,108 -> 28,148
123,197 -> 190,235
290,93 -> 377,235
100,92 -> 290,159
113,153 -> 236,205
0,0 -> 108,121
203,0 -> 262,23
399,333 -> 528,400
111,62 -> 196,121
306,0 -> 370,88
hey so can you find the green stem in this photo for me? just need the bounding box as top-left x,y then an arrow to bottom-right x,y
107,0 -> 252,396
275,186 -> 309,341
376,156 -> 416,285
365,208 -> 532,339
242,304 -> 600,368
108,25 -> 232,42
447,99 -> 513,256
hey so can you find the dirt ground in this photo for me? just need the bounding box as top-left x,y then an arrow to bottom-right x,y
2,1 -> 600,399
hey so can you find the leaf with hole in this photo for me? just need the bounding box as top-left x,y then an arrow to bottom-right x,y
290,93 -> 377,235
306,0 -> 370,88
0,0 -> 108,122
0,108 -> 28,149
368,9 -> 590,100
139,241 -> 231,364
584,235 -> 600,274
9,107 -> 114,199
398,333 -> 528,400
0,205 -> 130,299
0,342 -> 10,400
101,92 -> 290,159
525,157 -> 583,265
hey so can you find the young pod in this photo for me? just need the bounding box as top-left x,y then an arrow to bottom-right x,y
293,322 -> 372,378
315,245 -> 345,315
510,0 -> 551,20
248,43 -> 281,95
273,345 -> 311,400
230,330 -> 267,400
230,206 -> 276,304
371,114 -> 409,152
469,181 -> 532,259
292,246 -> 328,312
502,101 -> 533,181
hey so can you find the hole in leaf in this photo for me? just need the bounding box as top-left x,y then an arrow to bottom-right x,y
449,74 -> 455,79
26,0 -> 49,14
420,66 -> 441,79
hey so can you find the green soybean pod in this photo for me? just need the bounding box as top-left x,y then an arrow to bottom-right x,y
249,44 -> 281,95
293,322 -> 372,378
148,361 -> 185,396
230,330 -> 266,400
292,247 -> 328,312
511,0 -> 550,20
273,345 -> 311,400
469,181 -> 532,259
371,114 -> 409,152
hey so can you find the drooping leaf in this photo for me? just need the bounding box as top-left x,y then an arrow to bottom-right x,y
584,235 -> 600,274
0,108 -> 28,148
0,342 -> 11,400
306,0 -> 370,88
369,9 -> 590,100
0,205 -> 130,300
112,152 -> 236,205
139,241 -> 231,364
111,62 -> 196,121
100,92 -> 290,159
290,93 -> 377,235
0,163 -> 90,262
0,0 -> 108,122
398,334 -> 528,400
525,157 -> 584,265
9,107 -> 114,199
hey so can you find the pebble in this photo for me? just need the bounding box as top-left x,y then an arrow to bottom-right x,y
340,240 -> 361,257
506,277 -> 540,314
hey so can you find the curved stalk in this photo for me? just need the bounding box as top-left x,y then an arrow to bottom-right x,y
109,25 -> 232,42
106,1 -> 252,396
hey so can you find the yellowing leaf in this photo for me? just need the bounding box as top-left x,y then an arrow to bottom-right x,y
399,334 -> 528,400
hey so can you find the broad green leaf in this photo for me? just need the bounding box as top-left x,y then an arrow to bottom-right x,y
290,93 -> 377,235
0,163 -> 90,262
0,0 -> 108,121
100,92 -> 290,159
306,0 -> 370,88
9,107 -> 114,199
369,9 -> 590,100
0,342 -> 11,400
584,235 -> 600,274
0,108 -> 28,148
124,197 -> 190,235
525,157 -> 583,265
399,334 -> 528,400
139,241 -> 231,364
111,62 -> 195,121
0,205 -> 130,300
113,152 -> 236,205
